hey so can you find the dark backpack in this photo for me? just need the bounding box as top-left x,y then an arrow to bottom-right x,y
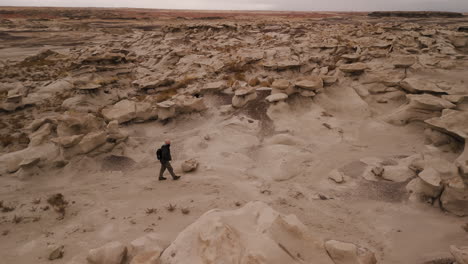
156,148 -> 162,160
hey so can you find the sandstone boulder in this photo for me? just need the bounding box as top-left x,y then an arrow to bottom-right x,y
135,102 -> 158,122
232,88 -> 257,108
102,100 -> 137,124
159,201 -> 332,264
29,123 -> 54,147
419,167 -> 443,189
324,240 -> 377,264
384,94 -> 455,125
425,110 -> 468,180
128,233 -> 165,264
295,76 -> 323,91
328,169 -> 345,183
156,101 -> 176,120
181,159 -> 199,173
78,131 -> 107,154
425,110 -> 468,140
48,245 -> 65,260
440,182 -> 468,216
266,93 -> 288,103
406,167 -> 445,202
400,78 -> 446,94
406,178 -> 440,202
381,165 -> 416,182
130,251 -> 160,264
57,112 -> 104,137
450,245 -> 468,264
87,241 -> 127,264
323,76 -> 338,86
341,54 -> 361,62
0,143 -> 59,175
106,121 -> 128,143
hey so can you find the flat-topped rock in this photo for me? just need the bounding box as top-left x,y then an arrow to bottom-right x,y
322,76 -> 338,85
101,99 -> 137,124
418,167 -> 443,188
401,78 -> 446,93
234,87 -> 255,96
156,100 -> 176,109
425,110 -> 468,139
341,54 -> 361,62
202,81 -> 226,92
393,55 -> 416,68
295,76 -> 323,91
339,63 -> 368,74
266,93 -> 288,103
408,94 -> 456,110
384,94 -> 456,125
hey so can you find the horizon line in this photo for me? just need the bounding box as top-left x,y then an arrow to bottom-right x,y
1,6 -> 467,13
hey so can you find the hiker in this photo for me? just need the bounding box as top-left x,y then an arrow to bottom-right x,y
156,140 -> 181,181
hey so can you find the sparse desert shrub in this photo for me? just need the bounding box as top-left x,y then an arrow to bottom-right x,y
166,204 -> 176,212
145,208 -> 157,215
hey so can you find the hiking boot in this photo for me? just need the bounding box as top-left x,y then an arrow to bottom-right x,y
159,177 -> 167,181
173,176 -> 181,181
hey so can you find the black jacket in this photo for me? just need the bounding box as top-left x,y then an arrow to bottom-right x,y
160,144 -> 172,162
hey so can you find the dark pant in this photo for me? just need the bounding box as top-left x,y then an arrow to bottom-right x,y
159,161 -> 177,178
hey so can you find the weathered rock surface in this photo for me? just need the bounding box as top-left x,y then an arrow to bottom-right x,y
426,110 -> 468,180
102,100 -> 137,124
48,245 -> 65,260
128,233 -> 165,264
295,76 -> 323,91
384,94 -> 455,125
181,159 -> 199,172
159,201 -> 332,264
400,78 -> 447,94
87,241 -> 127,264
266,93 -> 288,103
156,101 -> 176,120
324,240 -> 377,264
232,88 -> 257,108
450,245 -> 468,264
440,183 -> 468,216
392,55 -> 416,68
339,63 -> 368,74
329,169 -> 345,183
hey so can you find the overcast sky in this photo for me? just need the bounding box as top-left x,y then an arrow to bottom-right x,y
1,0 -> 467,12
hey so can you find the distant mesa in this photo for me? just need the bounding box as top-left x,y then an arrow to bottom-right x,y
368,11 -> 464,18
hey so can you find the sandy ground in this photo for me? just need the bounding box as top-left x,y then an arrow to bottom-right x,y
0,8 -> 467,264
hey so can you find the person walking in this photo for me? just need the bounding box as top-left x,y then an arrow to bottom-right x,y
156,140 -> 181,181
